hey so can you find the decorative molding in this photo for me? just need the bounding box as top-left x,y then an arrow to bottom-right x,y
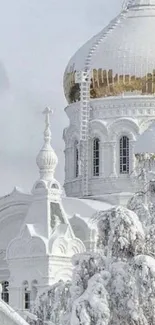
89,119 -> 108,142
7,230 -> 47,260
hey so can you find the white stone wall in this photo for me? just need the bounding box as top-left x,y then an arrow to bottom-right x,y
63,95 -> 155,198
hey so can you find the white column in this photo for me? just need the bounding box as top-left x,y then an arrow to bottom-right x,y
70,147 -> 74,179
130,141 -> 137,176
100,144 -> 105,177
77,142 -> 82,176
65,147 -> 70,181
110,142 -> 117,177
64,148 -> 68,181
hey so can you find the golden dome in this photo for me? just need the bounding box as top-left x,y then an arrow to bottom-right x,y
64,0 -> 155,103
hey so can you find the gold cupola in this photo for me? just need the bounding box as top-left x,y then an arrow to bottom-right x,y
63,0 -> 155,103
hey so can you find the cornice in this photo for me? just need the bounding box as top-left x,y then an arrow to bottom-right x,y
64,96 -> 155,121
91,96 -> 155,109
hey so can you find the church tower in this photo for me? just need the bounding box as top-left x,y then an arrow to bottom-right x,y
6,108 -> 85,311
63,0 -> 155,204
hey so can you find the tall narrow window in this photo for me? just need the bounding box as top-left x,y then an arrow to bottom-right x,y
93,138 -> 100,176
23,281 -> 31,310
1,281 -> 9,304
25,287 -> 31,309
74,140 -> 79,178
120,136 -> 129,174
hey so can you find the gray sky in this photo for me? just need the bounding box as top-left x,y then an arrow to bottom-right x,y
2,0 -> 155,196
0,0 -> 123,195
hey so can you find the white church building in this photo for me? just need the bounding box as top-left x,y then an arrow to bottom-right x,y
1,0 -> 155,323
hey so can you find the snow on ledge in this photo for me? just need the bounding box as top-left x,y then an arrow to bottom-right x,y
0,299 -> 29,325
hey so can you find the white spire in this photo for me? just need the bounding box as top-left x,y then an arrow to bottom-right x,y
36,107 -> 58,181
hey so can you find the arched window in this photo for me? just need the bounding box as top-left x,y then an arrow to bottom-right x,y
1,281 -> 9,304
25,287 -> 30,309
74,140 -> 79,178
93,138 -> 100,176
23,281 -> 31,310
120,136 -> 129,174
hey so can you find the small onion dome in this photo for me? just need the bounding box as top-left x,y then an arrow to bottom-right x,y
36,107 -> 58,180
36,142 -> 58,181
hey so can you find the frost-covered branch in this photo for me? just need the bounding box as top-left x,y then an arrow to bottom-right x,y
28,200 -> 155,325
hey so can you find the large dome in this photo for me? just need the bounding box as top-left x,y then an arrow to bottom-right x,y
64,0 -> 155,103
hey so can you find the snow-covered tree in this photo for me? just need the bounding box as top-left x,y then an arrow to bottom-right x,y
28,199 -> 155,325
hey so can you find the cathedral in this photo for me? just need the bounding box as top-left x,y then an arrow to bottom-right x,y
1,0 -> 155,324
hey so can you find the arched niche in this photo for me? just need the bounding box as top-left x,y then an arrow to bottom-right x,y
90,119 -> 108,143
108,118 -> 140,142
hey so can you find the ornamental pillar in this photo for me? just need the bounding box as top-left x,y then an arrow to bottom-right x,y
70,147 -> 74,179
102,142 -> 110,178
110,142 -> 117,177
100,143 -> 105,177
130,141 -> 137,176
65,147 -> 69,181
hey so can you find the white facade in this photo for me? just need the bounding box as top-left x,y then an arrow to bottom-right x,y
63,96 -> 155,202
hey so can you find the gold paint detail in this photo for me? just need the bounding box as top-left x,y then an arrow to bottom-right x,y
64,69 -> 155,103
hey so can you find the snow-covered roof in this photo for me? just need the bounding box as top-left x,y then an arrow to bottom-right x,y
62,197 -> 113,221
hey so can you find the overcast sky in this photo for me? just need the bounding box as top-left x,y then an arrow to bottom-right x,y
0,0 -> 154,196
0,0 -> 123,195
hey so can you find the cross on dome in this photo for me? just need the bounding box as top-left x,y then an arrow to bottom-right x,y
36,107 -> 58,181
43,107 -> 53,144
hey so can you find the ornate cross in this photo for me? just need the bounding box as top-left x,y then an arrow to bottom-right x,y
43,107 -> 53,128
43,107 -> 53,143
